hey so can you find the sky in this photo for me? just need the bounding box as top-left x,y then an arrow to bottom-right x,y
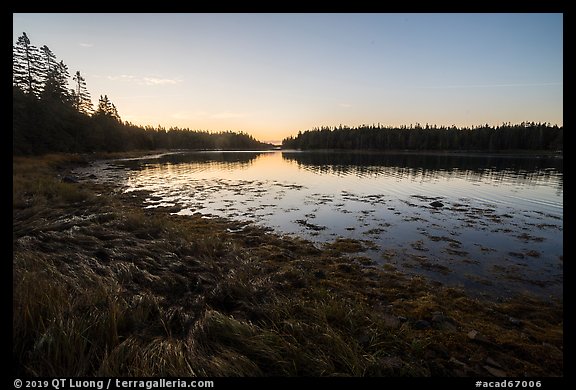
13,13 -> 563,144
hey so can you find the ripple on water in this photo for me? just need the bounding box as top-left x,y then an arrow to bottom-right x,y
74,151 -> 563,299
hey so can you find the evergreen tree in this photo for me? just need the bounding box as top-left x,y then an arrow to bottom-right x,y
42,60 -> 72,104
12,33 -> 275,155
281,123 -> 562,151
95,95 -> 120,121
40,45 -> 57,75
13,32 -> 43,97
73,71 -> 93,114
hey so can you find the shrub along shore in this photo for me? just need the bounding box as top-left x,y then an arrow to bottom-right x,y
12,153 -> 563,377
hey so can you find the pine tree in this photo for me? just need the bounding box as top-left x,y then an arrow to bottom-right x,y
42,60 -> 72,104
13,32 -> 44,97
40,45 -> 57,75
110,102 -> 119,119
95,94 -> 120,121
73,71 -> 93,114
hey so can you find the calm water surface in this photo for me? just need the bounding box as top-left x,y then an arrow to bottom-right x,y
76,151 -> 563,299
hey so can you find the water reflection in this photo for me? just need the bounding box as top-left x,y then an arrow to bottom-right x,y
117,150 -> 266,170
282,151 -> 563,193
77,150 -> 563,299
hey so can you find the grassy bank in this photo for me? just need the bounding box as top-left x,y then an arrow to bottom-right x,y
13,154 -> 563,377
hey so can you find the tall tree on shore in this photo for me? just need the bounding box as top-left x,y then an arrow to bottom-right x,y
95,95 -> 120,121
42,60 -> 73,104
73,71 -> 93,114
13,32 -> 43,97
40,45 -> 57,75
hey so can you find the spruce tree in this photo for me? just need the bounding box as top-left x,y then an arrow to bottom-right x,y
13,32 -> 43,97
73,71 -> 93,114
95,94 -> 120,121
40,45 -> 57,75
42,60 -> 72,104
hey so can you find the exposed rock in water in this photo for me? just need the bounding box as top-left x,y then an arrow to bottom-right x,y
295,219 -> 327,231
429,201 -> 444,208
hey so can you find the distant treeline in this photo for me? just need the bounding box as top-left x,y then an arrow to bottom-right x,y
12,32 -> 271,155
282,123 -> 563,151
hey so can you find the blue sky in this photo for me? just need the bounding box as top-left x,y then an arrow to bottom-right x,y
13,13 -> 563,143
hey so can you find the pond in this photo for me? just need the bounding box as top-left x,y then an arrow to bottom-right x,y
75,150 -> 563,300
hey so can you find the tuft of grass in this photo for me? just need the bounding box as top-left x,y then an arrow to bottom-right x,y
14,252 -> 119,376
13,155 -> 93,209
98,336 -> 196,377
323,238 -> 367,253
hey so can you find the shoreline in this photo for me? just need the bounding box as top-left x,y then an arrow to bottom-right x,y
280,148 -> 563,158
85,149 -> 562,301
13,153 -> 563,377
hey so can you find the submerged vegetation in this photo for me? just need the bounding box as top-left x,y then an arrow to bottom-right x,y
13,154 -> 563,377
